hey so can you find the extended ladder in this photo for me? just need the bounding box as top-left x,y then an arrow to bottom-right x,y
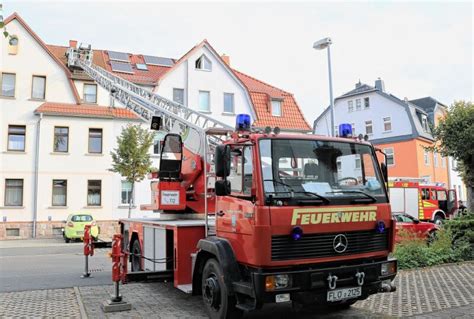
66,45 -> 233,156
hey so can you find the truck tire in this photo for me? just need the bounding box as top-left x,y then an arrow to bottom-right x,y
131,240 -> 142,272
201,258 -> 242,319
433,214 -> 444,226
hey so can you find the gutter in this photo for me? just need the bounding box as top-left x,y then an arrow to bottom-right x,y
32,113 -> 42,238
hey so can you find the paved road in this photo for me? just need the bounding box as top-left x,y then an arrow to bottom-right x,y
0,239 -> 112,292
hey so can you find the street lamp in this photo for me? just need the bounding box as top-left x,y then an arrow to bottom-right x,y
313,37 -> 335,137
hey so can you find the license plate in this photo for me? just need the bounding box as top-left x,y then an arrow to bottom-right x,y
327,287 -> 361,302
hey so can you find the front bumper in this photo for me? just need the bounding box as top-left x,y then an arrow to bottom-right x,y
250,258 -> 397,305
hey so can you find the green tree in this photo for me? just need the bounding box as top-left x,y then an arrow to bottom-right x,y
110,124 -> 154,218
431,100 -> 474,211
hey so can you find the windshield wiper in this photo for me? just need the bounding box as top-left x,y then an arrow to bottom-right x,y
263,179 -> 330,203
326,190 -> 377,203
292,191 -> 330,203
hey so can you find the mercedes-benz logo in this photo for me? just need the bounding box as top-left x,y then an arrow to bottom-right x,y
333,234 -> 348,253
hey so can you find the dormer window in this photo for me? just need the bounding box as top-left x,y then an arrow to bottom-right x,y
421,115 -> 429,132
8,35 -> 19,55
271,99 -> 282,116
195,55 -> 212,71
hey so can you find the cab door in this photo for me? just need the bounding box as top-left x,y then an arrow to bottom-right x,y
216,145 -> 254,236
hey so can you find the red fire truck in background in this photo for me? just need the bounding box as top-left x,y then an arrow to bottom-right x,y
388,181 -> 458,225
68,47 -> 397,318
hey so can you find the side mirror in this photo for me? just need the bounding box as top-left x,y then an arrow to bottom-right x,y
215,180 -> 231,196
381,163 -> 388,182
215,145 -> 231,177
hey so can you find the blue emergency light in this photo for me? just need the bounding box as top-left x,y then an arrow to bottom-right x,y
235,114 -> 251,131
339,123 -> 352,137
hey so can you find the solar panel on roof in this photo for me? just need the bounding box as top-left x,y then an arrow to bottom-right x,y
143,55 -> 174,67
136,63 -> 148,71
110,61 -> 134,74
107,51 -> 129,62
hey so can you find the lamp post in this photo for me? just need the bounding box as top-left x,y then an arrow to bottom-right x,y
313,37 -> 335,137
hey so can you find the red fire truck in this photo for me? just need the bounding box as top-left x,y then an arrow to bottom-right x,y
388,181 -> 458,225
67,46 -> 397,318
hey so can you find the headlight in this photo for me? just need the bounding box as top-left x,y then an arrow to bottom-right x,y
265,274 -> 292,291
381,261 -> 397,276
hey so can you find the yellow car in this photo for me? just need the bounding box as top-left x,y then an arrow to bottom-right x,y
63,213 -> 99,243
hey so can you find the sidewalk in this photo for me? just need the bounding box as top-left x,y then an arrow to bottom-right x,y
0,238 -> 71,249
0,262 -> 472,318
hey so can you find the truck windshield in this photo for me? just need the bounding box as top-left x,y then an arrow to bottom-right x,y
259,139 -> 388,204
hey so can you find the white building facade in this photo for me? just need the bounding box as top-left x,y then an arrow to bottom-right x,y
1,13 -> 310,239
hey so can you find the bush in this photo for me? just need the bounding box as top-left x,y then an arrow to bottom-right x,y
393,212 -> 474,269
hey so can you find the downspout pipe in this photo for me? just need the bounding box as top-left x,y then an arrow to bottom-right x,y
32,113 -> 42,238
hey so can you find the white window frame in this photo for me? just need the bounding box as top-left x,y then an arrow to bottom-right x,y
383,117 -> 392,132
351,123 -> 355,135
1,73 -> 16,97
195,54 -> 212,71
271,99 -> 282,117
31,75 -> 46,100
434,151 -> 438,167
424,149 -> 430,166
173,88 -> 185,105
356,99 -> 362,111
83,83 -> 97,104
364,97 -> 370,108
441,156 -> 446,168
121,180 -> 134,205
348,100 -> 354,112
223,93 -> 235,114
384,147 -> 395,166
365,120 -> 373,135
198,90 -> 211,112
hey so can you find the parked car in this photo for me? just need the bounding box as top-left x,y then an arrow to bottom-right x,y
393,213 -> 439,243
62,213 -> 99,243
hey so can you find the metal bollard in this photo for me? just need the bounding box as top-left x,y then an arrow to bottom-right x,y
81,225 -> 93,278
102,233 -> 132,312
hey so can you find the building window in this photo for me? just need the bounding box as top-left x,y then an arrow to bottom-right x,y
441,156 -> 446,168
424,150 -> 430,166
421,115 -> 429,132
31,76 -> 46,99
195,55 -> 212,71
52,180 -> 67,206
121,181 -> 133,204
334,125 -> 338,136
384,148 -> 395,166
53,127 -> 69,153
364,97 -> 370,108
351,123 -> 356,135
83,84 -> 97,103
356,99 -> 361,111
198,91 -> 210,112
348,100 -> 354,112
383,117 -> 392,132
5,179 -> 23,206
223,93 -> 234,114
434,151 -> 438,167
8,35 -> 19,55
271,100 -> 282,116
365,120 -> 373,135
88,128 -> 103,154
173,88 -> 184,105
7,125 -> 26,151
87,180 -> 101,206
1,73 -> 16,97
355,157 -> 361,169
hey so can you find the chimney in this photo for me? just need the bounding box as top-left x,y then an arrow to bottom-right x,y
355,80 -> 362,88
221,54 -> 230,66
69,40 -> 78,48
375,77 -> 385,92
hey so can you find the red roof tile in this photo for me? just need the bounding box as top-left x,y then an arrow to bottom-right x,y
233,70 -> 311,131
35,102 -> 139,120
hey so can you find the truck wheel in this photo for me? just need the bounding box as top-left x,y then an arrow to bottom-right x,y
202,258 -> 242,319
433,214 -> 444,226
64,237 -> 70,243
131,240 -> 142,272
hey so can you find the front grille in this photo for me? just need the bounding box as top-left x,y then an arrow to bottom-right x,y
271,230 -> 388,261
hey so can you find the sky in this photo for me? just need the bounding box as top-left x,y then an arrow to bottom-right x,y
3,0 -> 473,125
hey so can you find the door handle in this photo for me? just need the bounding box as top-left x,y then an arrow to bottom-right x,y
216,211 -> 225,217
